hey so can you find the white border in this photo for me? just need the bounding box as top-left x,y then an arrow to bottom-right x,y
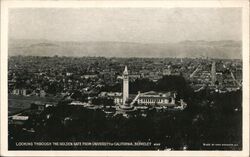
1,0 -> 249,156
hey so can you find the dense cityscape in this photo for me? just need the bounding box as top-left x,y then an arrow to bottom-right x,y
8,56 -> 242,97
8,55 -> 242,150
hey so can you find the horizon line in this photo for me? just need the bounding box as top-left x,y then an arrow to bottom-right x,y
9,38 -> 242,45
8,55 -> 242,60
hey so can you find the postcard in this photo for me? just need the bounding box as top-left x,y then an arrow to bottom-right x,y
0,0 -> 249,156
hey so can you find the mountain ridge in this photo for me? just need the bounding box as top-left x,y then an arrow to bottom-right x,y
9,39 -> 242,59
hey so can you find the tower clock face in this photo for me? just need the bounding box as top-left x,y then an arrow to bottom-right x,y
124,75 -> 128,79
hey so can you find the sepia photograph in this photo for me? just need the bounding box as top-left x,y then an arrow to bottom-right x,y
1,0 -> 249,156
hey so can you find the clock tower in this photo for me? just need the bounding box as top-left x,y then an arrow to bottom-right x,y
123,66 -> 129,105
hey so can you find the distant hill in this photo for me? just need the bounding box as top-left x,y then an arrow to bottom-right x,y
9,39 -> 242,59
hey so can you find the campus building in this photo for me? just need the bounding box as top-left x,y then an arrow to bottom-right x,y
99,66 -> 180,107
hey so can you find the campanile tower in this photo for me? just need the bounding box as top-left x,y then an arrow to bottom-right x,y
123,66 -> 129,105
211,61 -> 216,85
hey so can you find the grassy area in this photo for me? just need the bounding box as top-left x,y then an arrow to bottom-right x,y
8,94 -> 60,115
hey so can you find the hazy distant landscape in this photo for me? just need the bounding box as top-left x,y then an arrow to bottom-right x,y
9,39 -> 242,59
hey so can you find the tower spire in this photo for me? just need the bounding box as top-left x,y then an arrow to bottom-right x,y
123,66 -> 128,74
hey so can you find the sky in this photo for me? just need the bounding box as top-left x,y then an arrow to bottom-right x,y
9,8 -> 241,43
